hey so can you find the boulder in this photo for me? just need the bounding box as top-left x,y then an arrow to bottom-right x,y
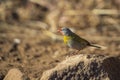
41,54 -> 120,80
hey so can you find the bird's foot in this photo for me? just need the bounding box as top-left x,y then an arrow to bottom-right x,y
71,50 -> 80,55
65,50 -> 80,60
66,50 -> 80,57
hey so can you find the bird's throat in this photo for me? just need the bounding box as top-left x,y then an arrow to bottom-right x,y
63,36 -> 71,44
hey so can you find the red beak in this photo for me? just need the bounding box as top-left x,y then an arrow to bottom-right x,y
57,28 -> 62,33
57,28 -> 63,35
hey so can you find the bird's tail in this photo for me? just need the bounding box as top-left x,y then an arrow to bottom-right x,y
89,44 -> 107,50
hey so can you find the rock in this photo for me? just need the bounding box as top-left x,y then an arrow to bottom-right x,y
4,68 -> 23,80
40,54 -> 120,80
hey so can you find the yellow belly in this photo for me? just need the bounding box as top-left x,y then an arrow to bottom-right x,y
63,36 -> 71,44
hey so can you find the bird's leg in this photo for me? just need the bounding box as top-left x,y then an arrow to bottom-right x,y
70,50 -> 80,55
66,50 -> 76,57
73,50 -> 80,55
66,50 -> 80,58
72,50 -> 77,55
65,51 -> 73,58
77,50 -> 80,54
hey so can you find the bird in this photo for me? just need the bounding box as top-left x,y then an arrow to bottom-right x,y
58,27 -> 102,55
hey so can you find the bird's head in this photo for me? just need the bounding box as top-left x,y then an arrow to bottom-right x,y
58,27 -> 72,36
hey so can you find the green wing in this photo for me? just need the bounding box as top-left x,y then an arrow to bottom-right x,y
71,33 -> 90,45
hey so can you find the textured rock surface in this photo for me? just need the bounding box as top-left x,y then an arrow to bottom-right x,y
4,68 -> 23,80
40,54 -> 120,80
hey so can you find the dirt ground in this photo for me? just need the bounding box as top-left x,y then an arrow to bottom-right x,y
0,0 -> 120,80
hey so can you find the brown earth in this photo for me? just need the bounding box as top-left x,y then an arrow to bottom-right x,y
0,0 -> 120,80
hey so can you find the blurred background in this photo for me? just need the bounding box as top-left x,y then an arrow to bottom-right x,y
0,0 -> 120,79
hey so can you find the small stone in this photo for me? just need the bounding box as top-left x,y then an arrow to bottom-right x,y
4,68 -> 23,80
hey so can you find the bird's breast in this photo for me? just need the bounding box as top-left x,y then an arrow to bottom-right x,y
63,36 -> 71,44
63,36 -> 74,48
